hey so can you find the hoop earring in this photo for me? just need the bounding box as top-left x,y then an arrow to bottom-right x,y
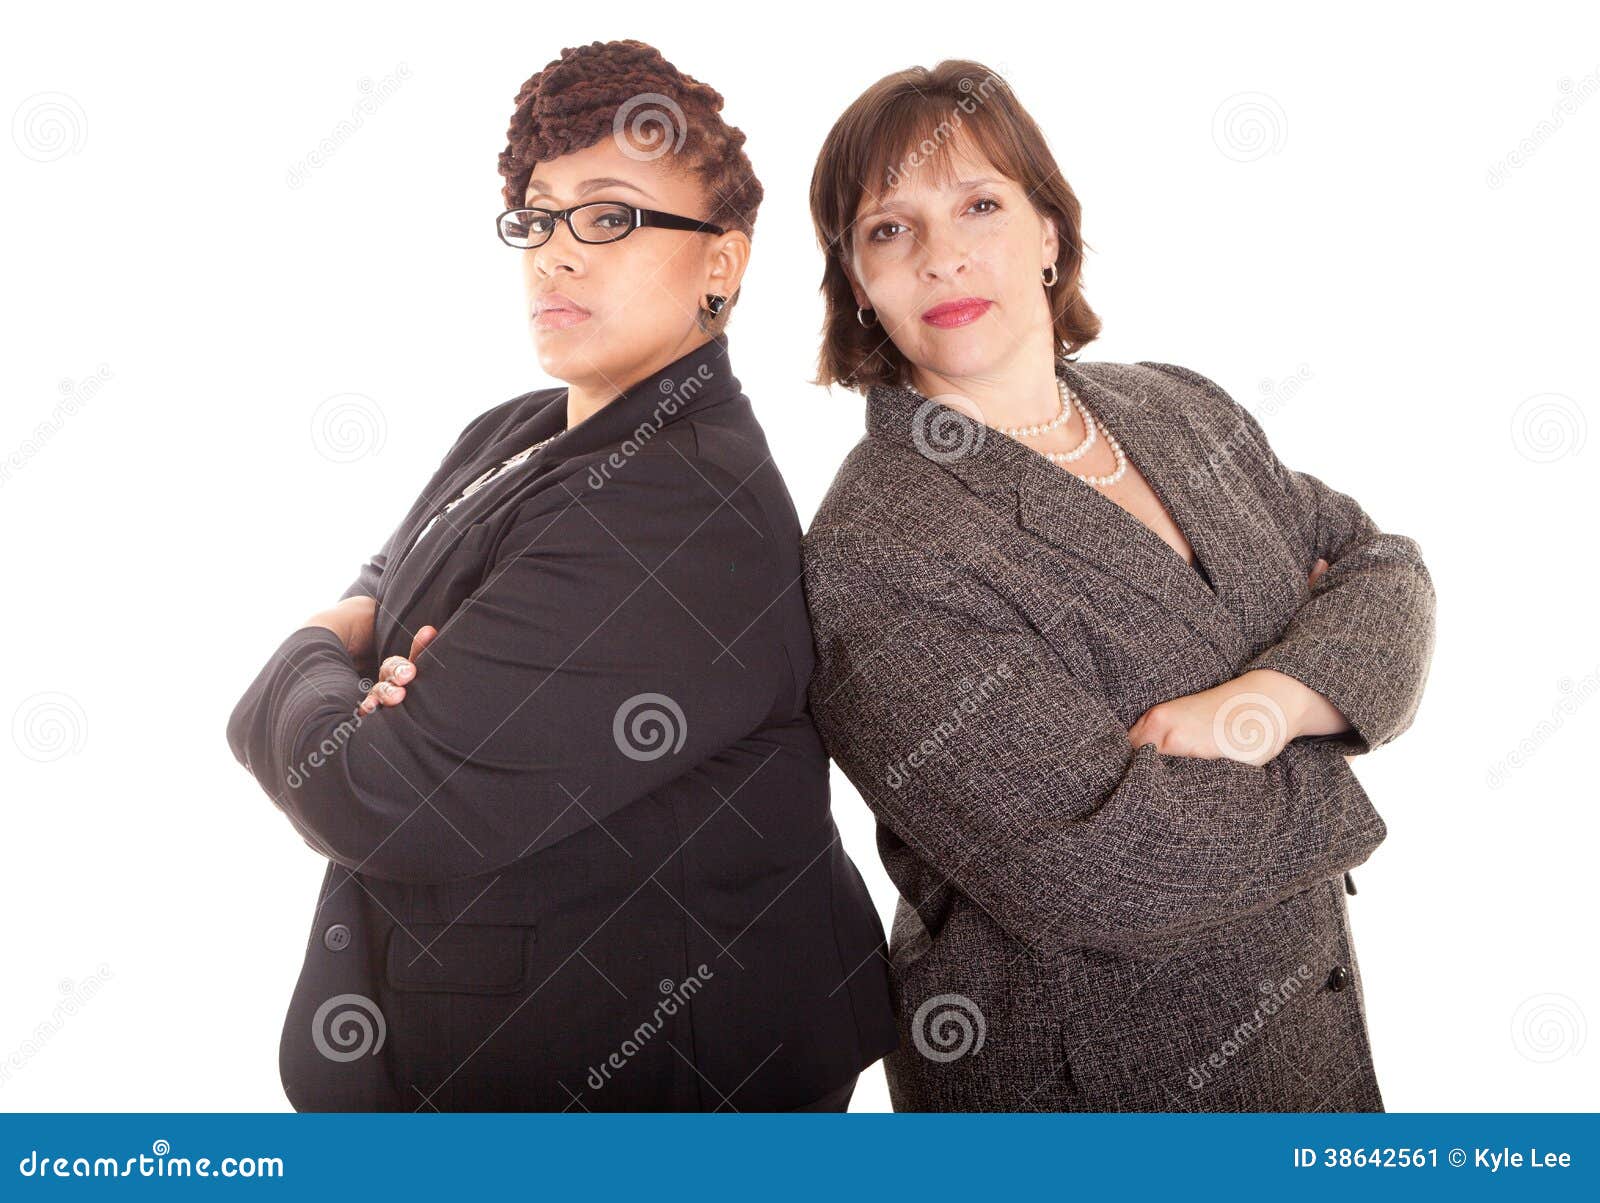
856,305 -> 876,327
1041,263 -> 1059,287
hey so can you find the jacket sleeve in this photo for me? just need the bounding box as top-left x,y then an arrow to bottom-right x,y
225,451 -> 787,883
340,550 -> 388,604
802,524 -> 1388,961
1139,361 -> 1438,757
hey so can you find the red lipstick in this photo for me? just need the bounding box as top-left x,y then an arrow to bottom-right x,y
921,297 -> 992,328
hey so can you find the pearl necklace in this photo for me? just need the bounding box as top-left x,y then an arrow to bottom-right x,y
997,374 -> 1075,439
907,371 -> 1128,486
1047,384 -> 1128,486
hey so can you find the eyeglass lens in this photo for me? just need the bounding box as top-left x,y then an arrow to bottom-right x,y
500,203 -> 634,247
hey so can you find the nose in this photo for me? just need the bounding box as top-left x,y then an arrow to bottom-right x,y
917,222 -> 970,282
530,219 -> 585,276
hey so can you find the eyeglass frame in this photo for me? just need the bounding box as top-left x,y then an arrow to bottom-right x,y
496,202 -> 727,249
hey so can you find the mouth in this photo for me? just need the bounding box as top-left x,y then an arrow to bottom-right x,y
920,297 -> 992,328
532,294 -> 592,330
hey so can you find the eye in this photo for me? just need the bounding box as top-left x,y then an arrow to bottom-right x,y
869,220 -> 907,243
968,196 -> 1000,215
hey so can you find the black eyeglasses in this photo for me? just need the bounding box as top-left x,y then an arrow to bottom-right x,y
496,202 -> 726,249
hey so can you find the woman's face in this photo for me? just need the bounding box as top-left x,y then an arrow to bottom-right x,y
845,139 -> 1058,385
519,137 -> 745,395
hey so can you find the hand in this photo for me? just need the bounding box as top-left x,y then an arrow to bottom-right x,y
1125,557 -> 1334,764
356,625 -> 438,716
302,596 -> 378,663
1127,672 -> 1305,765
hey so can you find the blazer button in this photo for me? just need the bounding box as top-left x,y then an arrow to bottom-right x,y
1343,871 -> 1357,895
323,923 -> 352,952
1327,966 -> 1350,992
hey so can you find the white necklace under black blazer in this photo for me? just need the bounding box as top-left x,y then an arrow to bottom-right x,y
225,334 -> 901,1111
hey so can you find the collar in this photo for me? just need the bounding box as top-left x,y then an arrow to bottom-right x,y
370,336 -> 743,662
864,355 -> 1247,662
531,333 -> 743,463
865,355 -> 1121,498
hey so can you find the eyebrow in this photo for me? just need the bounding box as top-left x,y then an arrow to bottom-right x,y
856,177 -> 1004,220
523,176 -> 656,205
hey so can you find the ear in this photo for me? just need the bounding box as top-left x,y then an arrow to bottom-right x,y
839,255 -> 869,310
1041,210 -> 1061,272
704,230 -> 752,303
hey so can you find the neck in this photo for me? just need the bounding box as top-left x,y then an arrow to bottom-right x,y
565,331 -> 713,430
907,340 -> 1062,431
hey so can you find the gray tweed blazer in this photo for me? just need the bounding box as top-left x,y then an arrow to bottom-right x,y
801,357 -> 1437,1112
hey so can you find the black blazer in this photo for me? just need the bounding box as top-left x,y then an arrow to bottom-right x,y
225,335 -> 898,1111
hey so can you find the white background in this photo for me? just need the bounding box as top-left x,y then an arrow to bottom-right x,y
2,1 -> 1595,1113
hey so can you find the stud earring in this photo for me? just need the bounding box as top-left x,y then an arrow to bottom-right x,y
856,305 -> 876,327
703,294 -> 727,317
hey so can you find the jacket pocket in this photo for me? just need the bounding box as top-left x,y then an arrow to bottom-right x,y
385,922 -> 536,995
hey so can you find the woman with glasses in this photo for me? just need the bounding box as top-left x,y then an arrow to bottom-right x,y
799,60 -> 1436,1111
226,38 -> 897,1112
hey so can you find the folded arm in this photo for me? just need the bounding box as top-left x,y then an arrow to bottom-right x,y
803,526 -> 1387,962
1140,361 -> 1438,756
226,452 -> 785,883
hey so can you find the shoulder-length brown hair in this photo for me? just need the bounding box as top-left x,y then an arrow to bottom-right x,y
808,59 -> 1101,392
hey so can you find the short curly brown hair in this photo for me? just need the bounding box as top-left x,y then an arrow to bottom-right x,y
498,39 -> 763,321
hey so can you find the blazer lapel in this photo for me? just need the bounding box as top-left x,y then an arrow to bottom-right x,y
370,405 -> 559,658
866,357 -> 1248,665
373,335 -> 745,659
